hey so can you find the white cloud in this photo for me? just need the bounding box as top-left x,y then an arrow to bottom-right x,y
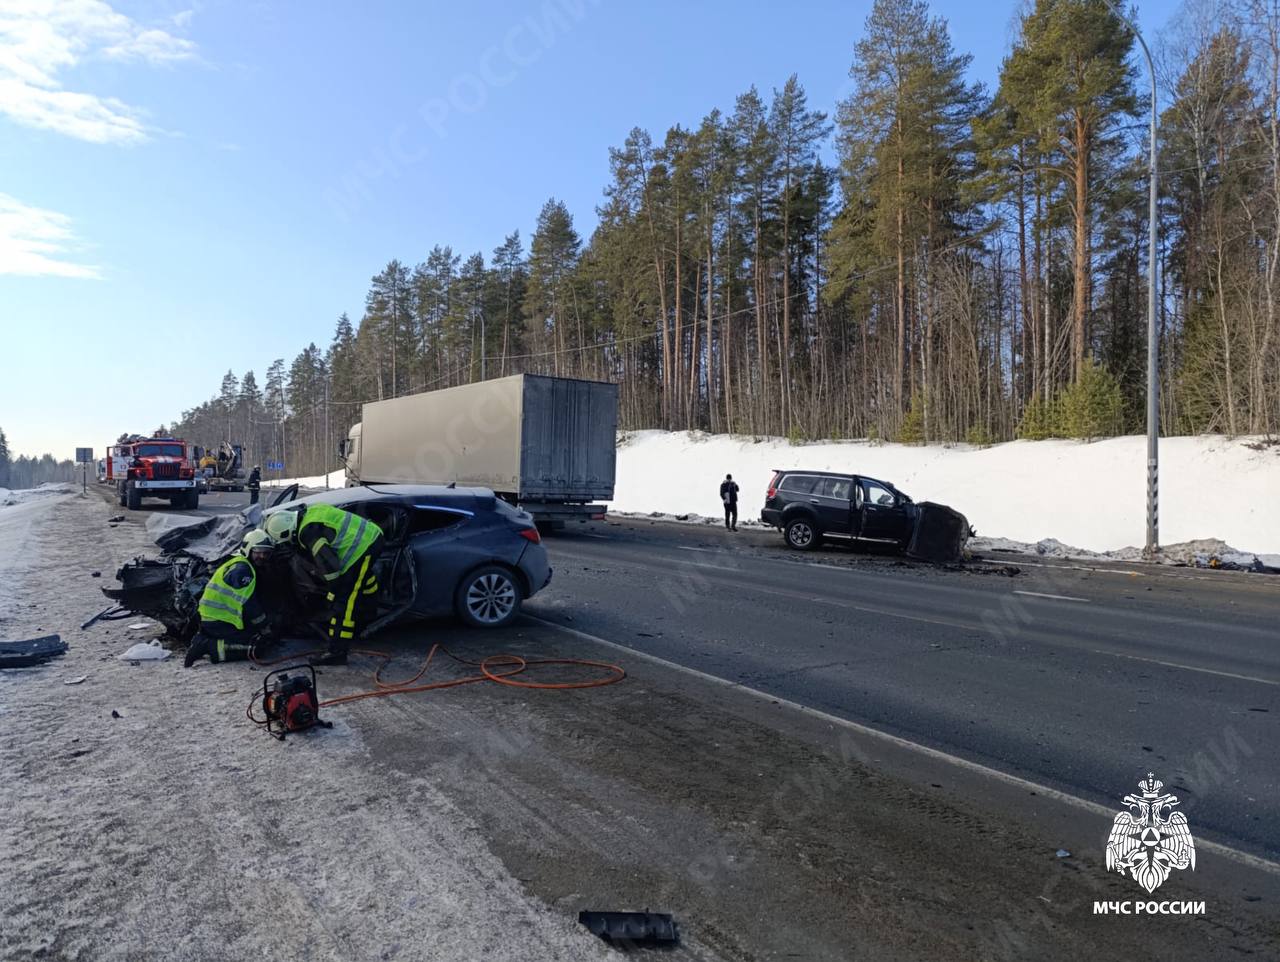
0,0 -> 195,144
0,192 -> 100,278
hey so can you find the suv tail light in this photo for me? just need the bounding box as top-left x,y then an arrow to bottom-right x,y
518,527 -> 541,544
767,471 -> 782,500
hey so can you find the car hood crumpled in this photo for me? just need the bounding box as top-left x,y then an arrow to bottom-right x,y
144,504 -> 263,561
904,502 -> 973,564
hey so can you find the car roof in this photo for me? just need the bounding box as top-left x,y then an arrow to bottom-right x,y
773,468 -> 853,479
265,483 -> 497,514
772,469 -> 900,489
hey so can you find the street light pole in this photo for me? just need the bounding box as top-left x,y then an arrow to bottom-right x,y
1106,0 -> 1160,557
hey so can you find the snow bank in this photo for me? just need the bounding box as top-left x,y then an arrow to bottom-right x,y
0,482 -> 74,507
612,431 -> 1280,557
263,468 -> 345,489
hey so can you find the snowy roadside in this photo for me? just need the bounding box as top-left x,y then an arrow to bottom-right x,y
0,492 -> 610,962
0,482 -> 75,624
611,430 -> 1280,564
609,508 -> 1280,571
0,480 -> 76,507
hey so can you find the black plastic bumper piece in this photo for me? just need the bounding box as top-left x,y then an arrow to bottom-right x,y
0,634 -> 67,669
578,910 -> 679,946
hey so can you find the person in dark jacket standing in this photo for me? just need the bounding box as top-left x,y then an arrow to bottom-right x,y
247,465 -> 261,505
719,474 -> 739,531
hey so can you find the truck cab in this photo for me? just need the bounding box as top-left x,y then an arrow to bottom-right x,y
112,436 -> 200,511
339,423 -> 361,487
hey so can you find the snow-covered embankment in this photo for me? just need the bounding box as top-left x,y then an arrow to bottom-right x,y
611,431 -> 1280,562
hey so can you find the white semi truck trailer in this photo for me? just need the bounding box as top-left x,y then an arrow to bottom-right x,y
339,374 -> 618,526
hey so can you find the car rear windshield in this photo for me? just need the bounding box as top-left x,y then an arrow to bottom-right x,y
135,444 -> 184,457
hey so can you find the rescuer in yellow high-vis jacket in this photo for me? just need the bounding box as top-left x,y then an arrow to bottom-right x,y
264,503 -> 384,665
185,530 -> 274,667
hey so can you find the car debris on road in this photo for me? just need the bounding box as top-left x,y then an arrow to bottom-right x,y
0,634 -> 68,669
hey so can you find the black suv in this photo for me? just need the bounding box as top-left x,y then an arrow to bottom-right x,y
761,469 -> 915,550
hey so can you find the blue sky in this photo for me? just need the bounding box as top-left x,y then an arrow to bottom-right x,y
2,0 -> 1181,459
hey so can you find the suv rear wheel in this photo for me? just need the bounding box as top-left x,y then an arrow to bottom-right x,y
784,517 -> 820,550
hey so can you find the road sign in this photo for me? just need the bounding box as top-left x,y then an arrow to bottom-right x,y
267,460 -> 284,471
75,447 -> 93,463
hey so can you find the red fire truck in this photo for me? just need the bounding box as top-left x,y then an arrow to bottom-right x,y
106,436 -> 200,510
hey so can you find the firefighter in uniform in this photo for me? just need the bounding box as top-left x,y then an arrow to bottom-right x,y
264,503 -> 383,665
247,464 -> 261,505
185,530 -> 275,667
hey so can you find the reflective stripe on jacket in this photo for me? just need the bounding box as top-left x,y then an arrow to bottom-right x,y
299,503 -> 382,580
197,557 -> 256,630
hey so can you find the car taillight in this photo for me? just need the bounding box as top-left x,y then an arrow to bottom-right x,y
518,527 -> 541,544
767,487 -> 777,499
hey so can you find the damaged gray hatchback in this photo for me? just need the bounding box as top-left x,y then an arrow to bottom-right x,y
100,484 -> 552,642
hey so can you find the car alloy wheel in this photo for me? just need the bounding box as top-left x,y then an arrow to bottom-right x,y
787,520 -> 814,548
465,571 -> 518,625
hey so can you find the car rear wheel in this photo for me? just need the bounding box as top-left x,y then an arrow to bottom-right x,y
784,517 -> 820,550
455,564 -> 523,628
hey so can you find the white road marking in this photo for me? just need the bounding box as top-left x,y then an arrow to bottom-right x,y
1013,590 -> 1090,603
527,614 -> 1280,878
1095,650 -> 1280,687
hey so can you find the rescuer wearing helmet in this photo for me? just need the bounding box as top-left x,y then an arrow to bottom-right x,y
184,530 -> 276,667
263,503 -> 383,665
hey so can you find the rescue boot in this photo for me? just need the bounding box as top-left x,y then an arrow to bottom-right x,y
183,633 -> 214,668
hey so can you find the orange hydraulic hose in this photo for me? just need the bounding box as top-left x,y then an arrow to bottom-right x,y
248,642 -> 625,711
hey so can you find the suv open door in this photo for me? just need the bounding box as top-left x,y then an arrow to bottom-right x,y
856,478 -> 913,544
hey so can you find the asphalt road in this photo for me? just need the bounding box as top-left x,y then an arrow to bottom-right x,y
99,487 -> 1280,957
178,487 -> 1279,861
527,517 -> 1280,864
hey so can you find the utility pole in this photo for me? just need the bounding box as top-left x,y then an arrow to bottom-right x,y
324,377 -> 331,490
478,292 -> 486,381
1105,0 -> 1160,557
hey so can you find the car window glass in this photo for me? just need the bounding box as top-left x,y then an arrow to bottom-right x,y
409,506 -> 468,534
820,477 -> 852,500
864,481 -> 895,506
780,475 -> 817,494
351,503 -> 406,539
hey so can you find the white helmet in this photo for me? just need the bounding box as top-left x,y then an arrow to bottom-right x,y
263,511 -> 298,544
237,528 -> 275,564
